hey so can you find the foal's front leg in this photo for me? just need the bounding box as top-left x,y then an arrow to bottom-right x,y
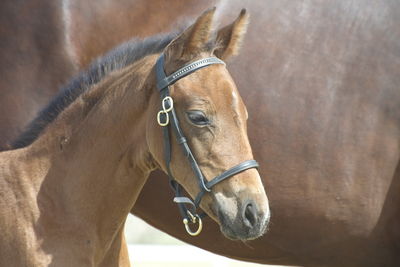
98,227 -> 130,267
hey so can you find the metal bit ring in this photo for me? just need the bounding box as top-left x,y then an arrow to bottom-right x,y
183,215 -> 203,236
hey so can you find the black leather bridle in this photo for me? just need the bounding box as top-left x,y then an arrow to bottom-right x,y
155,54 -> 259,236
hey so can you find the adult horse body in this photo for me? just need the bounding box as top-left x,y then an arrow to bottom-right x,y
0,0 -> 215,150
134,2 -> 400,266
1,1 -> 399,267
0,10 -> 269,266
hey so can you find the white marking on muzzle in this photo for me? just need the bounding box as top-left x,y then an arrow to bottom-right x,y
214,192 -> 238,222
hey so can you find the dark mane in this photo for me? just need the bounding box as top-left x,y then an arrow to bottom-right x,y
12,32 -> 177,149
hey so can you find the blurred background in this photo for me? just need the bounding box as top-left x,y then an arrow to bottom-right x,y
125,214 -> 282,267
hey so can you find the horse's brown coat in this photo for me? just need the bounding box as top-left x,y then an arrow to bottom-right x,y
0,10 -> 268,266
0,0 -> 399,266
0,0 -> 76,149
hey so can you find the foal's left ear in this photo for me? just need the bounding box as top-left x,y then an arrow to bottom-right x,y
165,7 -> 216,61
214,9 -> 249,60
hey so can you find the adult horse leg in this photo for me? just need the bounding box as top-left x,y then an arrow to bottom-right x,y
0,0 -> 76,149
370,160 -> 400,265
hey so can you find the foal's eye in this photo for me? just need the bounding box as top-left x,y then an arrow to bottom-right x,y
186,110 -> 210,126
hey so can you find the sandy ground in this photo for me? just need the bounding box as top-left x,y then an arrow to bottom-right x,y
125,215 -> 292,267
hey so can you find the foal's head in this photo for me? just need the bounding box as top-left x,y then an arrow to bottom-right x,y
147,9 -> 270,240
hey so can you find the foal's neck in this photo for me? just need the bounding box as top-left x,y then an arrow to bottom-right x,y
27,55 -> 158,259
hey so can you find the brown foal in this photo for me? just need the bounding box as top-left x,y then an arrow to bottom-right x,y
0,9 -> 269,266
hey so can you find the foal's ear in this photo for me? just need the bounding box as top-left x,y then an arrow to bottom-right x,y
214,9 -> 249,60
165,7 -> 216,60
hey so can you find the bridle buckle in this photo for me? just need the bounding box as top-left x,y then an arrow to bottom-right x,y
157,96 -> 174,126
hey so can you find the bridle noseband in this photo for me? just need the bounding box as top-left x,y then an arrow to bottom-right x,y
155,54 -> 259,236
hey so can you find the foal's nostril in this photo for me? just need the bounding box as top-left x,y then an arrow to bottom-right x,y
243,202 -> 257,228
